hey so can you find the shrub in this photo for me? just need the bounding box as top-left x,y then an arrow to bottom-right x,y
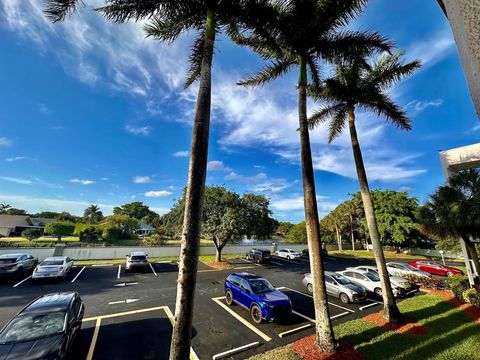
446,275 -> 470,299
101,225 -> 124,241
404,273 -> 445,289
21,228 -> 43,241
79,226 -> 102,243
462,288 -> 480,307
142,234 -> 165,246
74,223 -> 93,237
44,222 -> 75,241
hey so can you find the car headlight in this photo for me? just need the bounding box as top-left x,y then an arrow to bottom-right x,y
262,302 -> 274,309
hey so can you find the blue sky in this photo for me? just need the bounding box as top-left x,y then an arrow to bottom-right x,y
0,0 -> 478,222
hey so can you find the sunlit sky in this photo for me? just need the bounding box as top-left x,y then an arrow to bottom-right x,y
0,0 -> 478,222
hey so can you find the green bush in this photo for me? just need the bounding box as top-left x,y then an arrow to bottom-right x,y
74,223 -> 94,237
21,228 -> 43,241
44,222 -> 75,241
446,275 -> 470,299
462,288 -> 480,307
101,225 -> 124,241
142,234 -> 165,246
79,226 -> 102,243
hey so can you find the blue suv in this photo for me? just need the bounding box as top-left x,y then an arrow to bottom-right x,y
224,273 -> 292,323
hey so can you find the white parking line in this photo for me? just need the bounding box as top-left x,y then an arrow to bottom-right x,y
271,261 -> 284,266
149,263 -> 158,276
92,263 -> 114,267
212,297 -> 271,342
273,256 -> 300,264
278,323 -> 312,338
86,318 -> 101,360
240,258 -> 261,267
163,306 -> 200,360
71,266 -> 86,283
276,286 -> 355,313
359,302 -> 379,311
330,311 -> 350,320
13,275 -> 31,288
117,264 -> 121,279
212,342 -> 260,360
292,310 -> 315,323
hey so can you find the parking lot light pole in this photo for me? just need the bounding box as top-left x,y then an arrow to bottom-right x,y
439,250 -> 445,265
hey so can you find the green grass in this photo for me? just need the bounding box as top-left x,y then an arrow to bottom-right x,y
247,347 -> 301,360
73,254 -> 245,266
334,294 -> 480,360
330,250 -> 444,260
1,236 -> 79,243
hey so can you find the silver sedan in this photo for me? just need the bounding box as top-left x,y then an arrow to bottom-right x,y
302,271 -> 367,303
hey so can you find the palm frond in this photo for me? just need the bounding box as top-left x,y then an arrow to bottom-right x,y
143,12 -> 196,43
44,0 -> 83,22
238,59 -> 295,87
307,56 -> 322,93
362,93 -> 412,130
316,0 -> 368,31
308,103 -> 347,130
327,108 -> 348,143
184,32 -> 206,89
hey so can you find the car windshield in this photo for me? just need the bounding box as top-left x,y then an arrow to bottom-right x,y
404,264 -> 419,271
260,251 -> 270,255
41,260 -> 63,266
364,272 -> 380,282
249,279 -> 275,294
331,274 -> 350,285
0,312 -> 66,344
131,256 -> 146,261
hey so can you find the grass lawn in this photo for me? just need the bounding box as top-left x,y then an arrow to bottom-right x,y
1,236 -> 80,243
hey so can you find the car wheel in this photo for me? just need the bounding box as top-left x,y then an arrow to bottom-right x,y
15,266 -> 24,277
225,290 -> 234,306
339,293 -> 350,304
250,304 -> 263,324
287,255 -> 292,260
374,287 -> 382,297
307,283 -> 313,293
447,271 -> 453,277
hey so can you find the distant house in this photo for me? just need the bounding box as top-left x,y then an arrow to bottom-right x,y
137,223 -> 156,237
0,215 -> 54,237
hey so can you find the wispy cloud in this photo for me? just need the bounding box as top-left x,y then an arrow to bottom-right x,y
38,103 -> 50,114
144,190 -> 173,197
173,150 -> 189,157
124,125 -> 152,136
133,175 -> 152,184
0,176 -> 32,185
270,194 -> 336,218
253,178 -> 289,193
406,31 -> 455,69
406,99 -> 443,112
5,156 -> 27,162
70,178 -> 95,185
0,137 -> 13,147
207,160 -> 230,172
224,172 -> 267,183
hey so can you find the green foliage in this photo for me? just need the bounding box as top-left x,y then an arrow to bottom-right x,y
79,226 -> 102,243
462,288 -> 480,307
101,225 -> 125,242
446,275 -> 470,299
142,234 -> 165,246
100,215 -> 140,241
83,205 -> 103,224
32,211 -> 62,218
21,228 -> 43,241
247,347 -> 301,360
73,223 -> 93,236
2,207 -> 28,215
286,222 -> 307,244
113,202 -> 159,223
44,222 -> 75,241
276,221 -> 294,236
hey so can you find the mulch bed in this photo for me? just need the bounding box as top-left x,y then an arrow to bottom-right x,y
290,335 -> 365,360
422,287 -> 480,324
206,261 -> 232,269
362,312 -> 427,335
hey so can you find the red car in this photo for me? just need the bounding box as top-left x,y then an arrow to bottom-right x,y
408,260 -> 463,277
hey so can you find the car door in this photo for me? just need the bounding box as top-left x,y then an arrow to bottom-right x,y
228,275 -> 244,305
240,279 -> 256,308
352,272 -> 370,291
387,264 -> 400,277
18,255 -> 27,269
65,258 -> 73,272
324,275 -> 337,297
24,255 -> 34,269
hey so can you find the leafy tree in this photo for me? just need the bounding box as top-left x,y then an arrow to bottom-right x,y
418,169 -> 480,284
309,51 -> 420,323
84,205 -> 103,224
32,211 -> 63,218
232,0 -> 391,349
44,1 -> 271,356
277,221 -> 294,236
113,202 -> 157,221
103,215 -> 140,238
55,212 -> 81,222
44,222 -> 75,242
3,208 -> 28,215
286,222 -> 307,244
79,226 -> 102,242
241,194 -> 278,239
21,228 -> 43,241
0,203 -> 11,213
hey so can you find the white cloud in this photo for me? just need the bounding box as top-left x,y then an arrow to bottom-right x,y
406,31 -> 455,69
470,123 -> 480,132
124,125 -> 152,136
101,177 -> 109,181
270,194 -> 336,218
0,176 -> 32,185
38,103 -> 50,114
0,137 -> 13,147
144,190 -> 173,197
173,150 -> 189,157
70,178 -> 95,185
133,175 -> 152,184
406,99 -> 443,112
224,171 -> 267,183
5,156 -> 27,162
207,160 -> 229,172
253,178 -> 289,193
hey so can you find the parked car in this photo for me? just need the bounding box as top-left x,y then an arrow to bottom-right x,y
224,272 -> 292,323
346,265 -> 419,296
337,269 -> 402,297
0,253 -> 38,277
32,257 -> 73,280
0,292 -> 84,360
274,248 -> 301,260
245,249 -> 271,264
302,271 -> 367,303
126,251 -> 149,272
386,262 -> 432,278
302,245 -> 328,258
407,260 -> 463,277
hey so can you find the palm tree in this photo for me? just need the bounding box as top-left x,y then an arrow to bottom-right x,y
232,0 -> 391,350
84,205 -> 103,224
309,51 -> 421,322
418,169 -> 480,284
44,1 -> 270,358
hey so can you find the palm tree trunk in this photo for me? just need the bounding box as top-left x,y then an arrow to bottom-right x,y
347,107 -> 402,323
298,58 -> 336,352
349,212 -> 355,251
335,225 -> 342,251
169,9 -> 215,360
462,235 -> 480,284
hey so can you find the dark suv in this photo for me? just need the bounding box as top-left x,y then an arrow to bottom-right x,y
245,249 -> 271,264
302,245 -> 328,258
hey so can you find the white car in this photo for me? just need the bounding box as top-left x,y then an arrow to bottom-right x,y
337,269 -> 402,297
126,251 -> 149,271
346,265 -> 418,296
274,248 -> 301,260
386,262 -> 432,278
32,256 -> 74,280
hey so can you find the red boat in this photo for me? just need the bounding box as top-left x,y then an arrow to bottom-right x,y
408,260 -> 463,277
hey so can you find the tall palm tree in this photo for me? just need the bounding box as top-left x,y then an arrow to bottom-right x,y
44,1 -> 270,358
309,51 -> 421,322
231,0 -> 391,350
84,205 -> 103,224
418,169 -> 480,283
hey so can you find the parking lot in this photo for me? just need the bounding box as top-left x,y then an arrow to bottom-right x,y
0,253 -> 427,360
